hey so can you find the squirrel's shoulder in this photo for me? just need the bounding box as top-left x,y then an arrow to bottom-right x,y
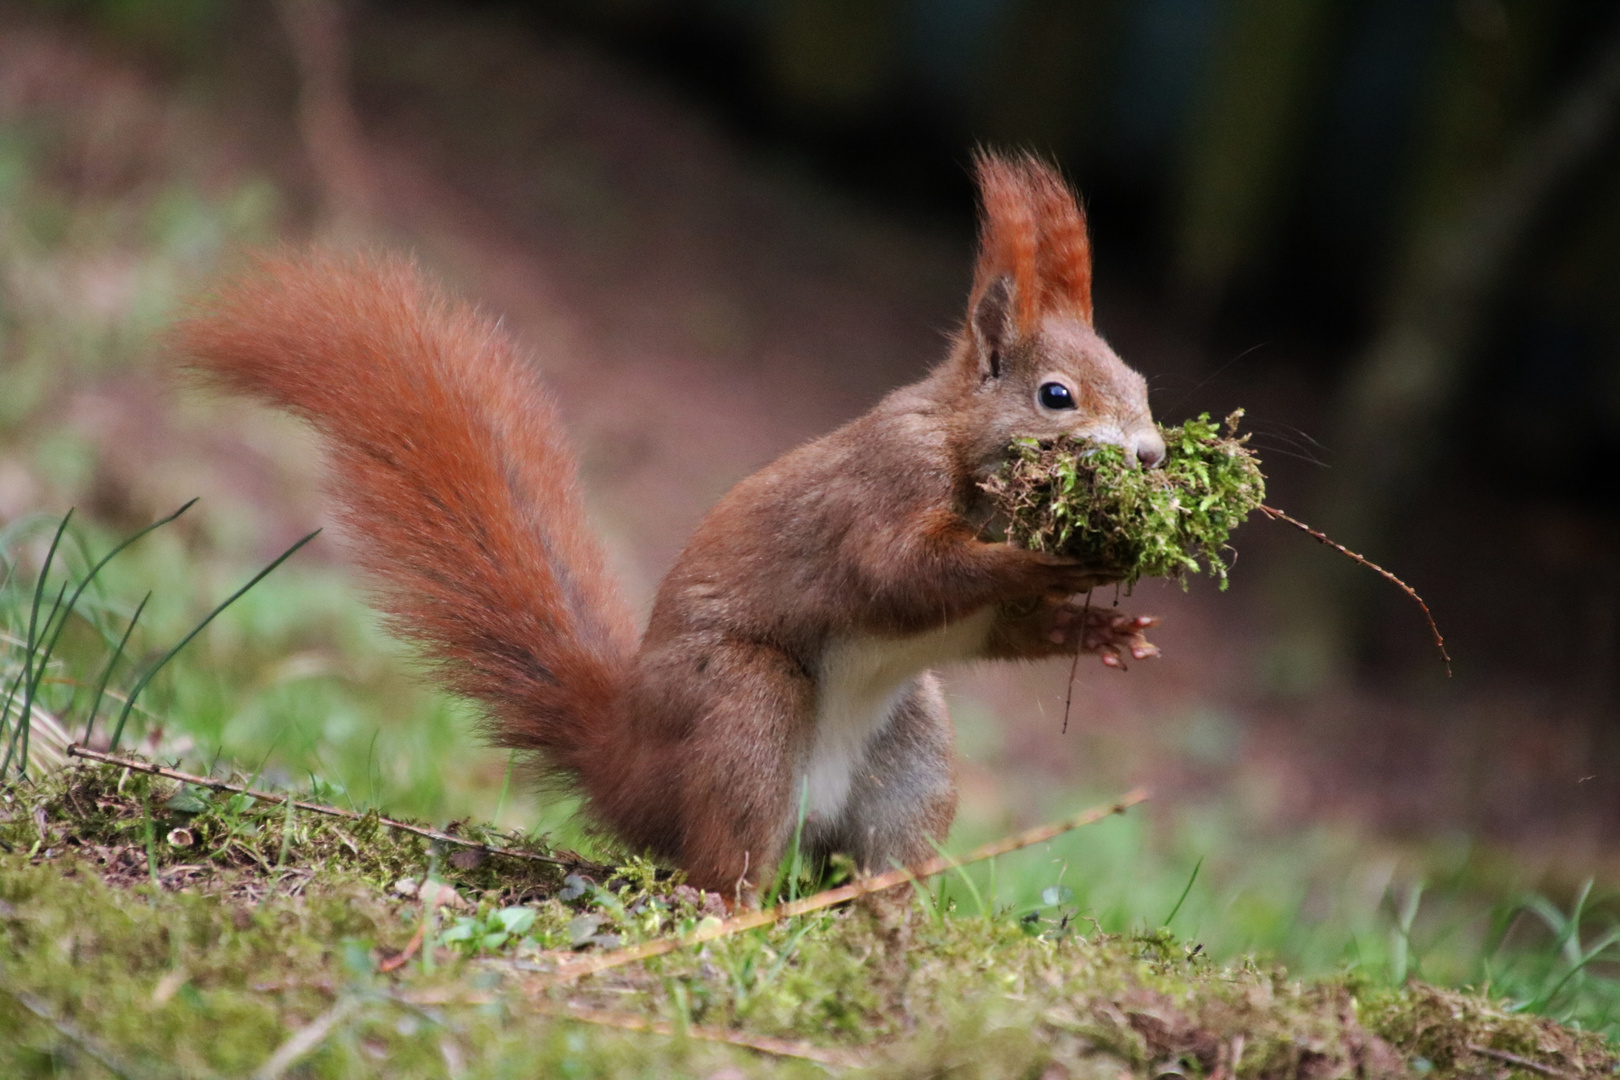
744,378 -> 962,503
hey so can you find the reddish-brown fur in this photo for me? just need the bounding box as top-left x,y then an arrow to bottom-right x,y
176,152 -> 1159,899
175,253 -> 638,780
970,150 -> 1094,330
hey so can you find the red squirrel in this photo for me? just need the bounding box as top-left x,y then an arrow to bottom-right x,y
177,151 -> 1163,900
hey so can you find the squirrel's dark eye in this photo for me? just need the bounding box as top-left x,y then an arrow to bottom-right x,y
1038,382 -> 1076,410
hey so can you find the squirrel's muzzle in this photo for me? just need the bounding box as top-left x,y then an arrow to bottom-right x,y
1131,428 -> 1166,469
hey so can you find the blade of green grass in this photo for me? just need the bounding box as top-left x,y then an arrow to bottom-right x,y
767,781 -> 811,905
0,668 -> 26,776
1390,881 -> 1425,985
0,510 -> 72,778
929,835 -> 989,918
82,592 -> 152,744
27,500 -> 199,707
3,501 -> 198,773
1163,856 -> 1204,928
109,529 -> 320,751
493,750 -> 515,825
12,579 -> 69,777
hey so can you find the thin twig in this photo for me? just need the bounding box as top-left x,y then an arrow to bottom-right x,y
110,530 -> 322,750
1061,649 -> 1081,735
378,918 -> 428,974
1466,1043 -> 1579,1080
3,985 -> 145,1080
64,745 -> 601,872
253,995 -> 361,1080
531,1002 -> 862,1069
1061,590 -> 1091,735
1258,504 -> 1451,676
548,788 -> 1148,984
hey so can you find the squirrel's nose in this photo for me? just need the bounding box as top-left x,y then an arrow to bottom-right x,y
1132,429 -> 1166,468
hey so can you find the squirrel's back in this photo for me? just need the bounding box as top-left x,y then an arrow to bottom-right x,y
175,251 -> 637,784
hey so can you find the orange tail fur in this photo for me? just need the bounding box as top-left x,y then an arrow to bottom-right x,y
175,251 -> 637,783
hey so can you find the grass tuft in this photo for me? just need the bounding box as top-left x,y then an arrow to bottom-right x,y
107,527 -> 321,752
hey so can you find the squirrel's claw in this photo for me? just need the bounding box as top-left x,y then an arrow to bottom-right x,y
1082,610 -> 1160,669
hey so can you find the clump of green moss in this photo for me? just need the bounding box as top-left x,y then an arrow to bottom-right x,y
982,411 -> 1266,588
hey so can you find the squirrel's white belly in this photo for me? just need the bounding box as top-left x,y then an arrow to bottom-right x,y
804,608 -> 996,824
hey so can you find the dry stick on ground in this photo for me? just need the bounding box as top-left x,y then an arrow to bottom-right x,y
377,918 -> 429,974
64,745 -> 600,872
252,996 -> 362,1080
1466,1043 -> 1579,1080
1259,505 -> 1451,676
545,788 -> 1149,985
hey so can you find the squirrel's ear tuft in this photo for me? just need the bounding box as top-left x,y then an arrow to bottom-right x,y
969,149 -> 1093,332
1030,161 -> 1093,326
970,273 -> 1016,379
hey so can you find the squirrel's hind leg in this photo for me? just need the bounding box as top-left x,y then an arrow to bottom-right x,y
664,641 -> 816,903
818,672 -> 958,878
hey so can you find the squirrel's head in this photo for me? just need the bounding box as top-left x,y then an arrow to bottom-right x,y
950,150 -> 1163,469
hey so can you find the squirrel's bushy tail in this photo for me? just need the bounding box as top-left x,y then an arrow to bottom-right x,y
176,250 -> 637,782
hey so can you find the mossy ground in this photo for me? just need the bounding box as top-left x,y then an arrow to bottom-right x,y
3,764 -> 1614,1079
983,413 -> 1266,587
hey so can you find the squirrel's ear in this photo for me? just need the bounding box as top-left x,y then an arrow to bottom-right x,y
970,273 -> 1017,379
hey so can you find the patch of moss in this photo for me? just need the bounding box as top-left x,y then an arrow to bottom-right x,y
0,762 -> 573,905
983,411 -> 1266,588
1362,982 -> 1619,1079
4,764 -> 1614,1078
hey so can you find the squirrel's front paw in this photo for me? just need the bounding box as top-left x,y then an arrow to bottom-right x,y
1022,550 -> 1125,596
1045,602 -> 1160,668
992,595 -> 1160,665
